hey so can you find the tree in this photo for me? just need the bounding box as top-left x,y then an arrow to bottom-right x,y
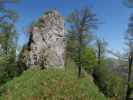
125,14 -> 133,100
107,74 -> 125,100
66,7 -> 98,77
123,0 -> 133,8
0,0 -> 18,84
0,0 -> 17,53
92,40 -> 125,99
96,39 -> 107,65
93,39 -> 109,95
94,39 -> 107,81
82,47 -> 97,73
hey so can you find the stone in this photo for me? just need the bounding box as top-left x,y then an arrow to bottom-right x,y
26,10 -> 65,68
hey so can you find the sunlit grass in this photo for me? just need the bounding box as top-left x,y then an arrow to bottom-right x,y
0,66 -> 106,100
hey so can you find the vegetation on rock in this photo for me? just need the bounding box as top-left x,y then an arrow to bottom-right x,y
0,65 -> 106,100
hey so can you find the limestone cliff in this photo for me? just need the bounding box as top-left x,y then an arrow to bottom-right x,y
24,10 -> 65,68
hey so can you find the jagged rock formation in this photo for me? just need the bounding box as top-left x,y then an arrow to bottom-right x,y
22,10 -> 65,69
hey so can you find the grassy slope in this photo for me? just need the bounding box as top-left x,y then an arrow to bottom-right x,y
0,67 -> 106,100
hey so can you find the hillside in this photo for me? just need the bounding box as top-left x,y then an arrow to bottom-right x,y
0,68 -> 106,100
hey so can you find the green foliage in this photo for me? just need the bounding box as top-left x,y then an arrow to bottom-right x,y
65,30 -> 78,60
93,38 -> 125,99
93,60 -> 125,99
107,74 -> 125,99
65,36 -> 97,73
66,7 -> 97,77
96,39 -> 107,59
82,47 -> 97,73
129,82 -> 133,89
0,0 -> 18,85
125,13 -> 133,100
0,1 -> 18,51
0,50 -> 17,84
0,67 -> 107,100
93,60 -> 109,94
129,83 -> 133,98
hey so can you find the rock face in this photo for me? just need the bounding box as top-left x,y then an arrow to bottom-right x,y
27,10 -> 65,68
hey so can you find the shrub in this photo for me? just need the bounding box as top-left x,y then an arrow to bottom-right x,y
93,60 -> 125,99
0,51 -> 17,84
93,60 -> 110,95
107,74 -> 125,99
82,47 -> 97,73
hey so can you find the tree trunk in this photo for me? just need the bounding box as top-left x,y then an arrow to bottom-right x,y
98,42 -> 101,65
126,55 -> 132,100
78,31 -> 82,78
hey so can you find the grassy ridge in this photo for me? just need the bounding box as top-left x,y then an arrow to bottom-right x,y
0,67 -> 106,100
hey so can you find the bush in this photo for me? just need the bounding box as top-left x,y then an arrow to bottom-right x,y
82,47 -> 97,73
65,46 -> 97,75
93,60 -> 109,94
93,60 -> 125,99
0,50 -> 17,84
107,74 -> 125,99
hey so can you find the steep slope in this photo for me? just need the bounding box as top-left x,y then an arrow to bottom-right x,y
0,68 -> 106,100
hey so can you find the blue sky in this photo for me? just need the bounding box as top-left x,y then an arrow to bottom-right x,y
7,0 -> 133,53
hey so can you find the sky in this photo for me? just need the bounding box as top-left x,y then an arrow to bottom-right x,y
7,0 -> 133,53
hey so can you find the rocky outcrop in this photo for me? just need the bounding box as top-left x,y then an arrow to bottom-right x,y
25,10 -> 65,68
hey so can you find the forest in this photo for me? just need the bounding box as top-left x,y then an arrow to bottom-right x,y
0,0 -> 133,100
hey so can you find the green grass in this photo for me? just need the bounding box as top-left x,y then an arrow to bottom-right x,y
129,82 -> 133,98
0,66 -> 107,100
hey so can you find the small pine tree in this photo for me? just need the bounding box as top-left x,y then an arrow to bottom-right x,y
66,7 -> 98,77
